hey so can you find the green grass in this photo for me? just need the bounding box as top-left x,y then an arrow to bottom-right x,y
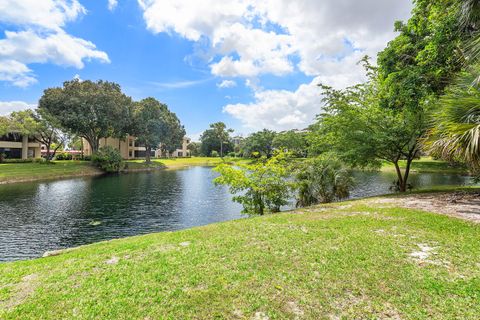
382,157 -> 468,174
1,196 -> 479,319
0,161 -> 101,183
0,157 -> 248,184
128,157 -> 248,169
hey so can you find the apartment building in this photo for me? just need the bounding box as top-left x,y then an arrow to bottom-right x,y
82,136 -> 190,159
0,132 -> 42,159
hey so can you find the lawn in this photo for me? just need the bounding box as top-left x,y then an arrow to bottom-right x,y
0,161 -> 101,184
382,157 -> 468,174
1,195 -> 479,319
0,157 -> 245,184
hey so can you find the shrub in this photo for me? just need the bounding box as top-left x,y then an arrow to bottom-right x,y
295,157 -> 354,206
55,152 -> 73,160
214,152 -> 294,215
227,152 -> 236,157
210,150 -> 219,157
2,158 -> 41,163
91,146 -> 124,173
0,153 -> 5,163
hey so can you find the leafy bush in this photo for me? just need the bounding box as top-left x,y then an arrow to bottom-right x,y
227,152 -> 236,157
214,152 -> 294,215
2,158 -> 45,163
91,146 -> 124,173
0,153 -> 5,163
82,155 -> 91,161
55,152 -> 73,160
210,150 -> 219,157
295,157 -> 354,206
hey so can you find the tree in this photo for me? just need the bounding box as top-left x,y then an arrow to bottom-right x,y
10,109 -> 67,161
133,98 -> 185,164
426,67 -> 480,174
0,116 -> 10,136
242,129 -> 276,158
200,122 -> 233,157
38,79 -> 132,153
187,142 -> 201,156
160,110 -> 186,156
211,122 -> 233,157
295,157 -> 353,207
310,79 -> 425,192
214,152 -> 294,215
272,130 -> 308,157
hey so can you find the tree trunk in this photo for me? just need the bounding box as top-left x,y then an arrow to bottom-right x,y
45,142 -> 51,162
393,160 -> 407,192
87,138 -> 100,154
145,146 -> 151,164
220,141 -> 223,158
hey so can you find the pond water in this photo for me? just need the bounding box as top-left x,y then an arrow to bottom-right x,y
0,166 -> 474,261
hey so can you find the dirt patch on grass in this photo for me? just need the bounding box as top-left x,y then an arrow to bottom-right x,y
0,274 -> 39,309
368,191 -> 480,223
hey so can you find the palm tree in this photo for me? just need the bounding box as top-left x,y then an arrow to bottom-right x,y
295,158 -> 354,206
427,67 -> 480,173
460,0 -> 480,64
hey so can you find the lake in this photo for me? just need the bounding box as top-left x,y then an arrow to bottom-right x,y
0,166 -> 474,261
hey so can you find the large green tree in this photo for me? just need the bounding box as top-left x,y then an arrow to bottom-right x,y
133,97 -> 185,164
310,80 -> 425,192
311,0 -> 471,192
10,109 -> 67,161
38,79 -> 132,153
272,130 -> 308,157
200,122 -> 233,157
242,129 -> 276,158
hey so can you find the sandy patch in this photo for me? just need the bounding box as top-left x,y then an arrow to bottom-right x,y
0,274 -> 39,309
367,192 -> 480,223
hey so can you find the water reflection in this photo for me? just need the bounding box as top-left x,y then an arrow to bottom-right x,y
0,167 -> 474,261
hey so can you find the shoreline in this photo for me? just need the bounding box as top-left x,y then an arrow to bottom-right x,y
0,158 -> 235,185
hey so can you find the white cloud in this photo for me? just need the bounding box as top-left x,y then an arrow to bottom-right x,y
0,59 -> 36,87
108,0 -> 118,11
224,77 -> 322,131
148,78 -> 210,89
0,0 -> 85,31
138,0 -> 412,131
0,0 -> 109,87
0,101 -> 36,115
217,80 -> 237,89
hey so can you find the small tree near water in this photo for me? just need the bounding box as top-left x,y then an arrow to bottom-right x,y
92,146 -> 124,173
214,152 -> 294,215
295,157 -> 354,207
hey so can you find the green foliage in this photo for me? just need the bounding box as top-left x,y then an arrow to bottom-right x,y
309,77 -> 425,192
91,146 -> 124,173
426,66 -> 480,175
200,122 -> 234,157
38,79 -> 133,153
132,97 -> 185,163
214,152 -> 294,215
295,157 -> 354,206
10,109 -> 67,161
272,129 -> 308,157
187,142 -> 201,156
377,0 -> 463,110
242,129 -> 276,158
210,150 -> 219,158
55,153 -> 73,161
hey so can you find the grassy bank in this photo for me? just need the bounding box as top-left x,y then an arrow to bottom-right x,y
0,161 -> 102,184
1,195 -> 479,319
381,157 -> 468,174
0,157 -> 242,184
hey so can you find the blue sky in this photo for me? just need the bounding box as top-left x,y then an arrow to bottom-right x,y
0,0 -> 412,139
